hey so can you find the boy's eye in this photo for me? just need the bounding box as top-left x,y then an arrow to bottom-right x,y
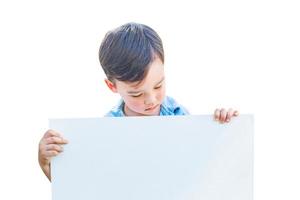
154,85 -> 162,89
131,93 -> 142,97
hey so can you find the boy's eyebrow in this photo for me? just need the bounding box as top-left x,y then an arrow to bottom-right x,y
127,77 -> 165,94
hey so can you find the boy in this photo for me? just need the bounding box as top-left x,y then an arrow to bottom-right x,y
38,22 -> 239,181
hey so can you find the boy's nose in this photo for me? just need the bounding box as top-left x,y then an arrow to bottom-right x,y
144,94 -> 156,106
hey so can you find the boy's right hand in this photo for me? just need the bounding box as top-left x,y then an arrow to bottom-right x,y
38,129 -> 68,181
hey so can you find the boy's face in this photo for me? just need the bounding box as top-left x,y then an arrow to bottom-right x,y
105,57 -> 166,116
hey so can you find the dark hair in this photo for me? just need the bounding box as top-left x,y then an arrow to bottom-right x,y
99,22 -> 164,83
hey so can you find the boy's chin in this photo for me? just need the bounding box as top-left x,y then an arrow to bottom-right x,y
142,112 -> 159,116
125,104 -> 160,116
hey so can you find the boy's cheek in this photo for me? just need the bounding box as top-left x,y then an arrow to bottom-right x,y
157,88 -> 166,103
126,99 -> 144,110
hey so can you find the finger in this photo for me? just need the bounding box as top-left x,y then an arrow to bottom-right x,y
44,129 -> 62,138
45,136 -> 68,145
225,108 -> 235,122
44,150 -> 60,157
45,144 -> 64,152
220,108 -> 227,123
214,109 -> 220,121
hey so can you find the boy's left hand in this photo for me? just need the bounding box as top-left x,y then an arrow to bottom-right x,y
214,108 -> 239,123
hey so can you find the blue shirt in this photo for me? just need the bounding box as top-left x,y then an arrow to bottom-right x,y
105,96 -> 189,117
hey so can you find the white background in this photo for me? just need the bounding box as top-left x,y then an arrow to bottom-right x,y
0,0 -> 299,199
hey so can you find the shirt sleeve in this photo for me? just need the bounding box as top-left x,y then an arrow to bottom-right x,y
173,105 -> 190,115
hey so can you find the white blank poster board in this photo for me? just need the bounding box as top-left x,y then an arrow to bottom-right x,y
50,115 -> 253,200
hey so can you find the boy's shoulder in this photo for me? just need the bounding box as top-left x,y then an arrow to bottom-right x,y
160,96 -> 189,116
104,96 -> 189,117
104,99 -> 126,117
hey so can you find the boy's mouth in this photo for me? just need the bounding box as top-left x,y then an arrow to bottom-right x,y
145,104 -> 159,111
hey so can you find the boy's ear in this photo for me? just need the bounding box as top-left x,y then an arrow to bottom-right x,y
104,79 -> 118,93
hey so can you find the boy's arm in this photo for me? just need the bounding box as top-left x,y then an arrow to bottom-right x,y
214,108 -> 239,123
38,129 -> 68,182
